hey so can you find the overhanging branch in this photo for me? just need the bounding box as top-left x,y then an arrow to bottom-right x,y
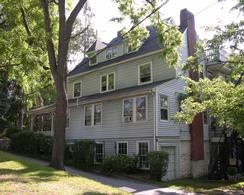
70,25 -> 89,39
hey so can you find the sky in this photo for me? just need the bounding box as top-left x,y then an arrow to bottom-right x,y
87,0 -> 243,43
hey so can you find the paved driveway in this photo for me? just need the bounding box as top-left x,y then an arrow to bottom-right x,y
23,157 -> 197,195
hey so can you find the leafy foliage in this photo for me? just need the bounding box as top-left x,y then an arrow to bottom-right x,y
102,154 -> 137,174
175,1 -> 244,134
10,131 -> 53,159
113,0 -> 182,66
148,151 -> 168,180
70,140 -> 95,170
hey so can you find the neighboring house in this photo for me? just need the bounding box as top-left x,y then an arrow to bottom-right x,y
28,9 -> 211,180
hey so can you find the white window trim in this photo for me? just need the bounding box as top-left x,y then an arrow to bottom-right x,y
160,95 -> 169,122
73,81 -> 82,98
89,55 -> 97,66
105,47 -> 118,60
136,141 -> 150,170
94,142 -> 104,164
138,62 -> 153,85
116,141 -> 128,155
84,103 -> 103,127
100,72 -> 115,93
122,95 -> 148,123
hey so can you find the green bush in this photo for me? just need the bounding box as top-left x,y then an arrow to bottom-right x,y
102,154 -> 136,174
3,128 -> 21,139
10,131 -> 52,159
148,151 -> 168,180
71,140 -> 95,169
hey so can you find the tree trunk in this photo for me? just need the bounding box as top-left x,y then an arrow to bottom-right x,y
50,74 -> 67,169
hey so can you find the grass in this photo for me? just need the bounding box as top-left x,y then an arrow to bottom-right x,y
0,151 -> 130,195
126,171 -> 244,194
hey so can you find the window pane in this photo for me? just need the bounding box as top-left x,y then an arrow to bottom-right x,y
118,142 -> 127,155
101,75 -> 107,92
160,96 -> 168,120
106,49 -> 112,59
124,99 -> 133,122
90,55 -> 97,65
140,64 -> 151,83
108,73 -> 114,90
94,104 -> 101,125
74,83 -> 81,97
138,142 -> 149,168
112,47 -> 118,58
85,106 -> 92,126
95,143 -> 104,163
66,112 -> 69,128
136,97 -> 146,121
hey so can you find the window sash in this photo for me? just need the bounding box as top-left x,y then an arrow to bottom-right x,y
101,73 -> 115,92
74,82 -> 81,97
85,105 -> 92,126
160,96 -> 168,120
95,143 -> 104,163
90,55 -> 97,65
137,142 -> 149,168
94,104 -> 102,125
117,142 -> 128,155
139,64 -> 151,84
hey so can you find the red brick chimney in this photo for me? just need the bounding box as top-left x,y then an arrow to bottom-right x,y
180,9 -> 204,161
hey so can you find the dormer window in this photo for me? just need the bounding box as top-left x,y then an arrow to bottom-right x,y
106,47 -> 118,59
100,73 -> 115,93
138,63 -> 152,85
89,55 -> 97,65
73,82 -> 81,98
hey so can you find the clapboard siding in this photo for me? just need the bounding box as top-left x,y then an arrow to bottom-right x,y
67,52 -> 176,99
156,79 -> 189,137
66,93 -> 154,140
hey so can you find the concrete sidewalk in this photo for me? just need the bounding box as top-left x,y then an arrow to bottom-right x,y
21,156 -> 197,195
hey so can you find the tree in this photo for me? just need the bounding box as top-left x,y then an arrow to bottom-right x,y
175,0 -> 244,134
1,0 -> 182,169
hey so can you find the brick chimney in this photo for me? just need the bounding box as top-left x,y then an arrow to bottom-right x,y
180,9 -> 204,161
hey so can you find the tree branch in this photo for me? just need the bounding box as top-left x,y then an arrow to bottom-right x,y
66,0 -> 87,39
20,6 -> 32,37
40,0 -> 57,80
70,25 -> 89,39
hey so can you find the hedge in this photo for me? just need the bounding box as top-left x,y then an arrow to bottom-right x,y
10,131 -> 52,159
102,154 -> 136,174
148,151 -> 169,180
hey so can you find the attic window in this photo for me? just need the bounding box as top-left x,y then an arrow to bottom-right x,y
106,47 -> 118,59
89,55 -> 97,65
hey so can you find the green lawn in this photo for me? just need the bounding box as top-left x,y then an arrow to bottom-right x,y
0,151 -> 129,195
127,171 -> 244,194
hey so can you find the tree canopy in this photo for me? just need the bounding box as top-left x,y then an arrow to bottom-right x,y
175,0 -> 244,134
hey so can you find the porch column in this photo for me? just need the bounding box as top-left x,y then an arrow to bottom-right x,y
51,113 -> 54,136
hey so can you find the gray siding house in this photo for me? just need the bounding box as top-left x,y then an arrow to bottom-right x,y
29,9 -> 211,180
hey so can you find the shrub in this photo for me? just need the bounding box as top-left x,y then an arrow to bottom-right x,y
10,131 -> 52,159
102,154 -> 136,174
148,151 -> 168,180
71,140 -> 95,169
3,128 -> 21,139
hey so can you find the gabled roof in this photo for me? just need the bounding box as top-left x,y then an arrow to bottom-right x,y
69,26 -> 162,77
86,39 -> 107,53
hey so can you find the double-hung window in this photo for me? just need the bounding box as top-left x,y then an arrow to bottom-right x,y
84,104 -> 102,126
89,55 -> 97,65
138,63 -> 152,85
66,109 -> 70,128
106,47 -> 118,59
95,142 -> 104,163
137,141 -> 149,169
123,96 -> 147,123
117,141 -> 128,155
100,73 -> 115,92
160,96 -> 168,120
73,82 -> 81,98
